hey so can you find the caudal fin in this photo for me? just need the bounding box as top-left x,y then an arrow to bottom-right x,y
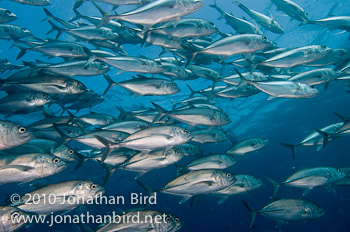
264,176 -> 280,199
280,142 -> 297,160
94,135 -> 117,162
102,73 -> 118,95
314,129 -> 330,148
151,102 -> 168,123
241,200 -> 257,229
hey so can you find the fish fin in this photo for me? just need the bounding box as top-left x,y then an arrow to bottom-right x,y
12,42 -> 28,60
41,8 -> 54,22
280,143 -> 297,160
134,171 -> 147,180
264,176 -> 280,199
0,165 -> 35,171
218,196 -> 229,205
179,195 -> 192,205
313,129 -> 329,148
241,200 -> 257,229
97,15 -> 114,28
100,163 -> 116,186
94,135 -> 116,163
302,188 -> 312,196
91,0 -> 108,17
102,73 -> 117,95
151,102 -> 168,123
53,124 -> 72,149
136,180 -> 157,198
46,21 -> 63,39
334,112 -> 349,122
77,223 -> 95,232
324,82 -> 330,90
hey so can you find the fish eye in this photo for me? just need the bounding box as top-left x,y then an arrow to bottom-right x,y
175,217 -> 180,223
172,83 -> 177,88
183,129 -> 189,134
68,149 -> 74,154
53,158 -> 60,164
90,184 -> 98,190
321,45 -> 326,49
165,216 -> 170,223
306,13 -> 309,16
175,149 -> 179,154
226,173 -> 231,178
18,127 -> 26,133
11,211 -> 21,219
6,10 -> 11,15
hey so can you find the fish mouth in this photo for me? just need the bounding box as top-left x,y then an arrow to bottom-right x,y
95,189 -> 105,197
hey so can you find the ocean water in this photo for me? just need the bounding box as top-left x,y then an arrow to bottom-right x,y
1,0 -> 350,231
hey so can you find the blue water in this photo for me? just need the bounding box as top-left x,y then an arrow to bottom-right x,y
1,0 -> 350,231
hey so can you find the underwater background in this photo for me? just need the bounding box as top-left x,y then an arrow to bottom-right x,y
1,0 -> 350,231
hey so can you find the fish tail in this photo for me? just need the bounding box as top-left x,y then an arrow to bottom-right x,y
69,9 -> 83,22
94,135 -> 119,163
41,8 -> 54,22
209,0 -> 225,20
313,129 -> 330,148
99,162 -> 116,186
280,143 -> 297,160
334,112 -> 349,122
12,42 -> 28,60
151,102 -> 168,123
91,0 -> 108,17
97,15 -> 114,28
136,179 -> 157,198
186,84 -> 199,98
52,124 -> 73,149
102,73 -> 118,95
77,222 -> 95,232
264,176 -> 280,199
46,21 -> 63,39
241,200 -> 257,229
72,0 -> 88,10
234,68 -> 250,87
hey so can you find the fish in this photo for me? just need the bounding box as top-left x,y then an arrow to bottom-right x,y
152,102 -> 231,127
227,137 -> 269,155
288,68 -> 340,87
0,206 -> 28,232
94,56 -> 163,74
119,148 -> 184,176
138,169 -> 235,204
216,85 -> 260,99
0,75 -> 87,96
212,174 -> 263,204
0,121 -> 34,150
9,0 -> 50,6
103,74 -> 180,96
67,111 -> 115,127
94,210 -> 182,232
209,1 -> 263,35
0,24 -> 31,39
101,120 -> 150,134
271,0 -> 309,23
242,199 -> 325,228
148,18 -> 218,38
12,180 -> 104,214
190,34 -> 272,63
308,16 -> 350,31
180,153 -> 236,171
249,80 -> 319,99
0,92 -> 52,115
0,8 -> 17,24
14,40 -> 92,60
234,2 -> 284,34
0,153 -> 66,185
266,167 -> 346,197
98,0 -> 204,33
34,60 -> 110,77
259,45 -> 332,68
96,125 -> 192,161
191,128 -> 230,144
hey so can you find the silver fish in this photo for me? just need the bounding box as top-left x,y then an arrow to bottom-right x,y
12,180 -> 104,214
96,210 -> 182,232
0,8 -> 17,24
9,0 -> 50,6
271,0 -> 309,23
0,153 -> 66,185
99,0 -> 204,33
242,199 -> 325,229
0,121 -> 34,150
181,153 -> 236,171
0,206 -> 28,232
0,25 -> 31,39
235,2 -> 284,34
227,137 -> 269,155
